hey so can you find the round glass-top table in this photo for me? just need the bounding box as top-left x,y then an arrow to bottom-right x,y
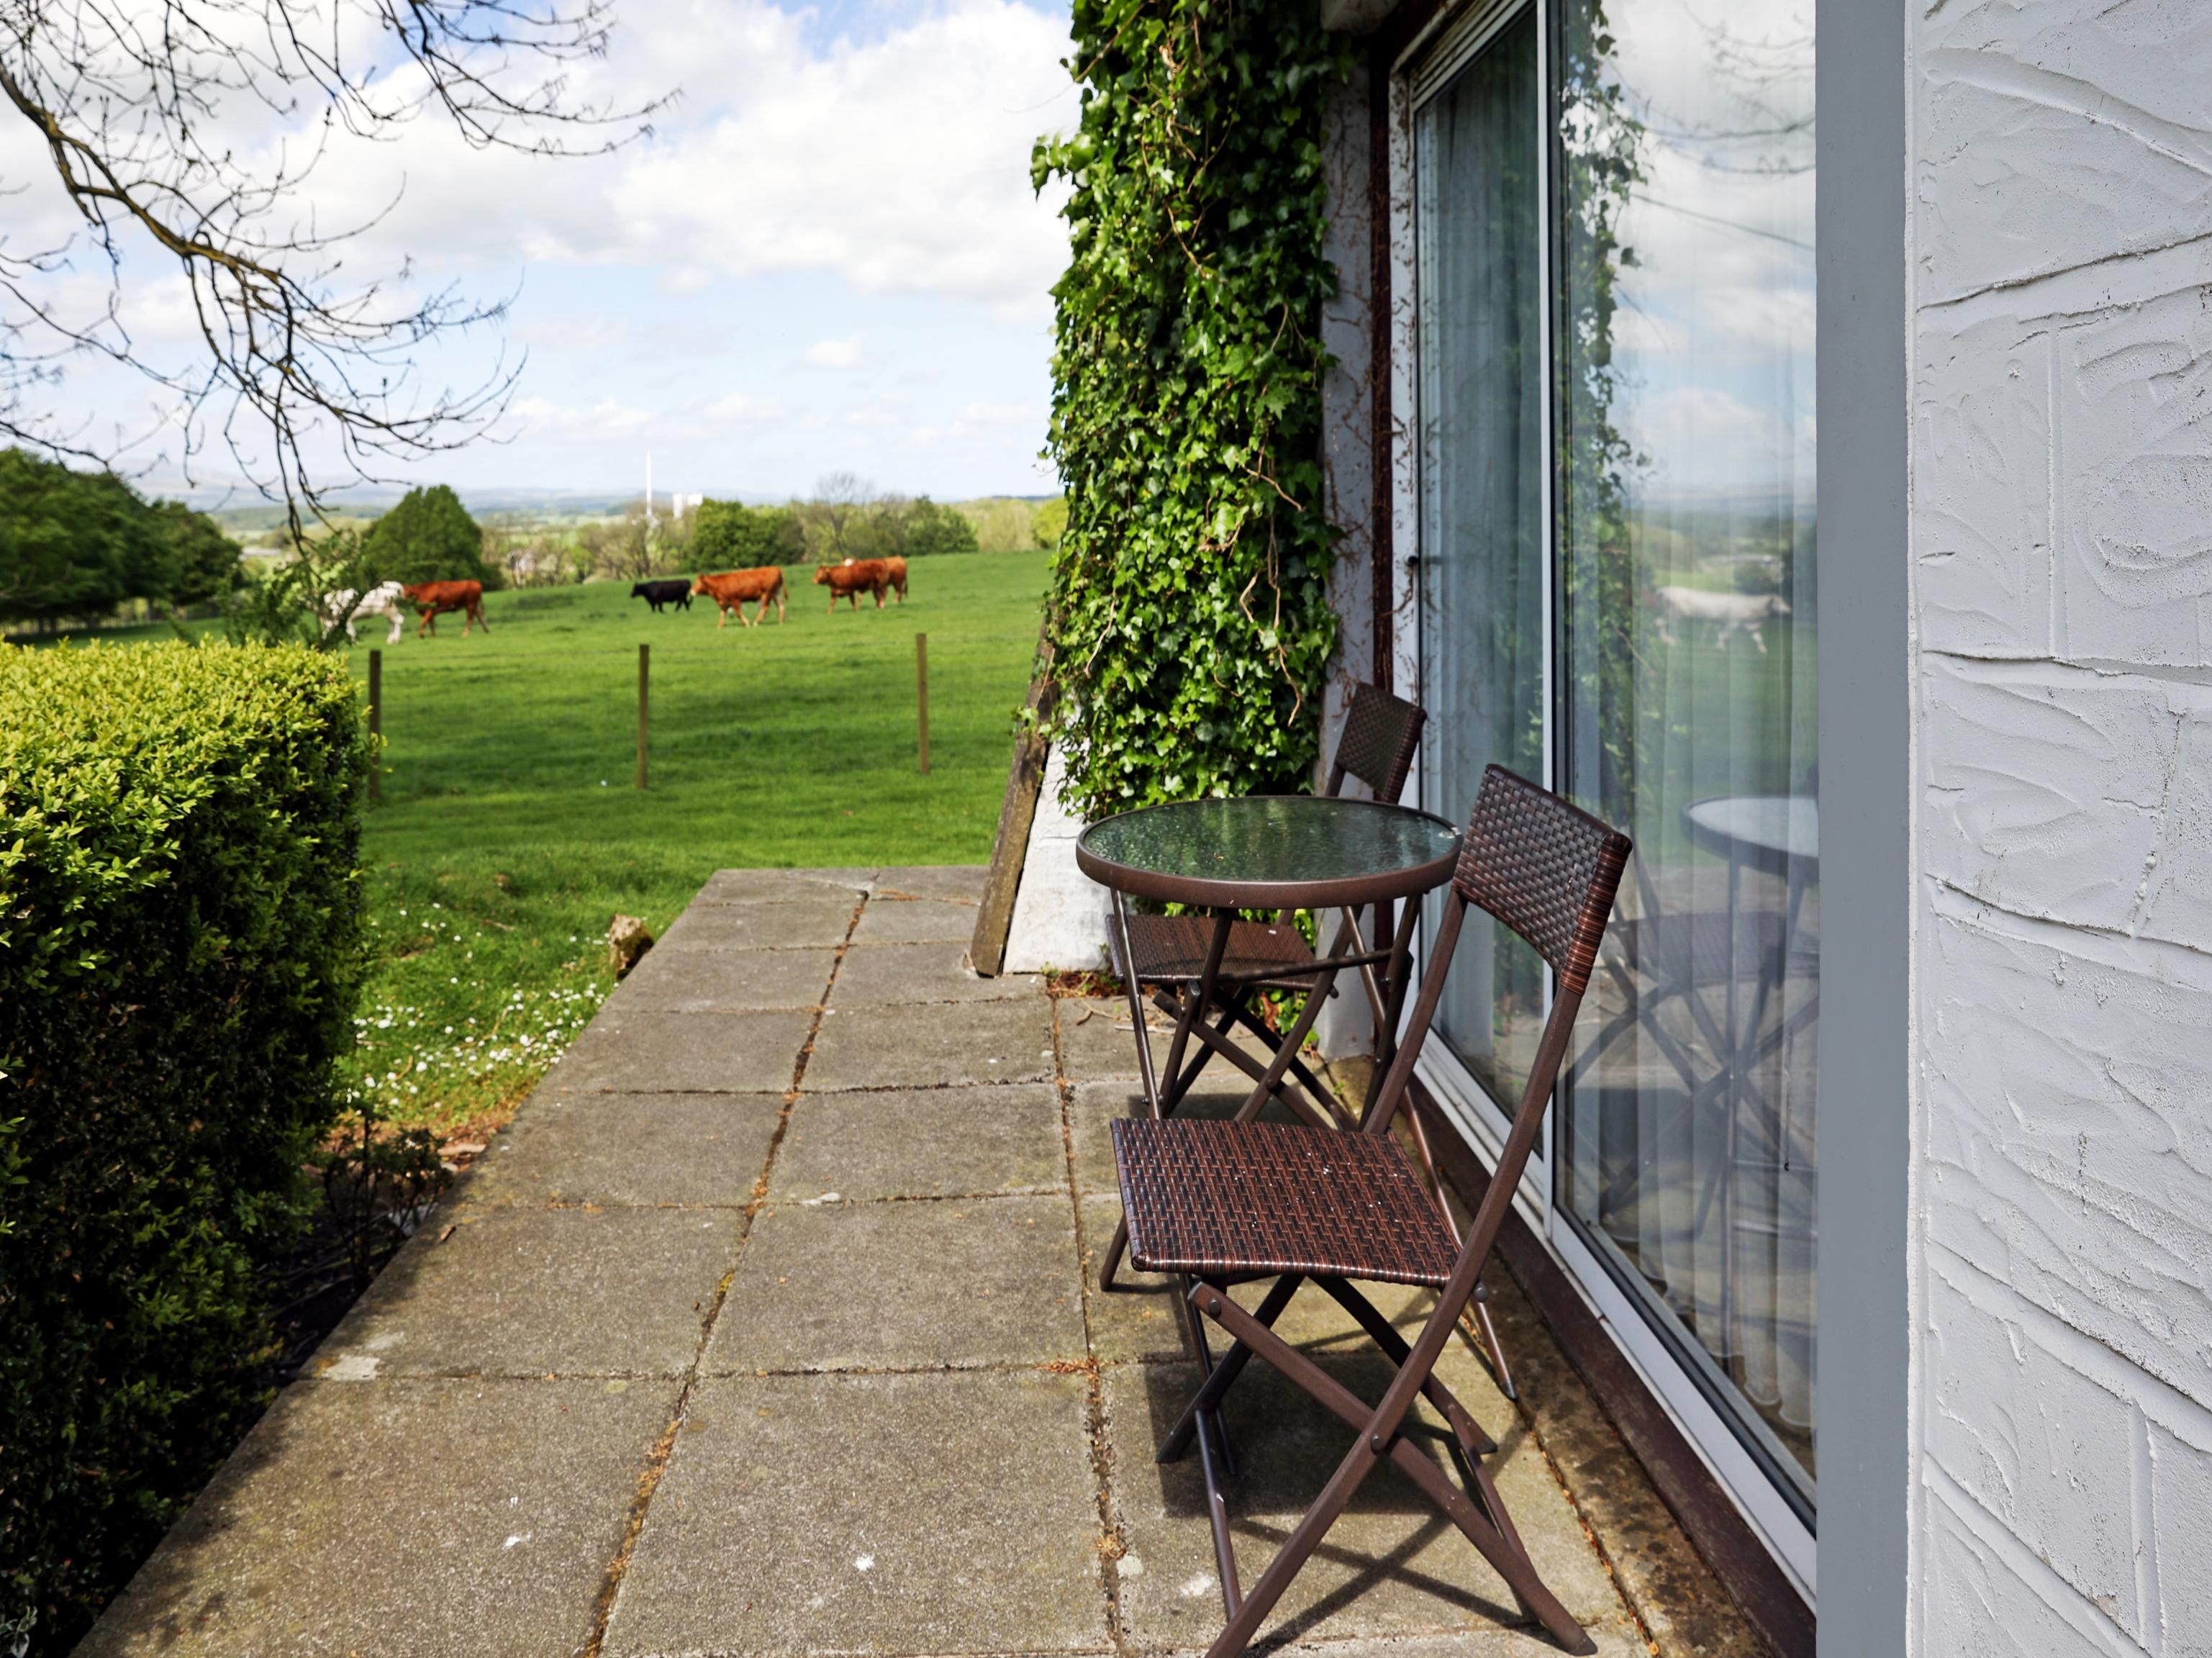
1682,793 -> 1819,877
1076,794 -> 1462,911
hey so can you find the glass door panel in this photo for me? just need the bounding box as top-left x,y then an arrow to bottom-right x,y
1554,0 -> 1818,1511
1415,6 -> 1546,1115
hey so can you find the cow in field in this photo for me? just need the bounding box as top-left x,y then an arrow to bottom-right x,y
403,579 -> 489,638
693,566 -> 787,628
814,558 -> 889,612
320,580 -> 407,645
882,556 -> 908,603
631,578 -> 694,613
1652,586 -> 1791,653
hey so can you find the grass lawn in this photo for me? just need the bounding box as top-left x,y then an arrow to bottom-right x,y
338,553 -> 1047,1136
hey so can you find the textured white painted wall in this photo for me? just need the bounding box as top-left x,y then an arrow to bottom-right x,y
1910,4 -> 2212,1652
1317,66 -> 1384,1060
1002,746 -> 1112,974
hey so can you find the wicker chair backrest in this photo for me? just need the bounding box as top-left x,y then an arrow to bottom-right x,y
1331,683 -> 1425,805
1452,765 -> 1631,997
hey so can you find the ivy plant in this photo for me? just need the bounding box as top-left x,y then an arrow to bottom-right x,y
1033,0 -> 1353,815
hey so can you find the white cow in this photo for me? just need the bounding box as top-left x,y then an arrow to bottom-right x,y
321,581 -> 408,645
1652,585 -> 1792,653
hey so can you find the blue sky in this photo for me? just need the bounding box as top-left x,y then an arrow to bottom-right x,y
8,0 -> 1078,504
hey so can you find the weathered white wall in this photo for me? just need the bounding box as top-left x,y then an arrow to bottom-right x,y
1315,64 -> 1383,1060
1002,746 -> 1111,974
1909,5 -> 2212,1652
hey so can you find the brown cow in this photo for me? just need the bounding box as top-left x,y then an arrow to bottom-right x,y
692,566 -> 787,628
813,558 -> 890,612
882,556 -> 908,603
402,579 -> 488,637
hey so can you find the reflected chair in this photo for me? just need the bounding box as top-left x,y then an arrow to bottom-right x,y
1109,764 -> 1629,1655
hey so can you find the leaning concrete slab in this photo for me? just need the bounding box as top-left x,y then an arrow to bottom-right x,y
600,1370 -> 1107,1658
77,1377 -> 676,1658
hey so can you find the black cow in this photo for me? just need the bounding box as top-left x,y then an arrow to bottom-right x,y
630,578 -> 694,613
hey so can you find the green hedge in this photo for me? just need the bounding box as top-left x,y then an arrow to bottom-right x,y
0,642 -> 369,1651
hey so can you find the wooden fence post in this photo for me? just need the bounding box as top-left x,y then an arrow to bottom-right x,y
367,648 -> 382,805
916,633 -> 930,775
637,643 -> 650,790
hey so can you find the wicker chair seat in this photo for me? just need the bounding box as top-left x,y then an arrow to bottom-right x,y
1112,1118 -> 1459,1288
1111,912 -> 1324,992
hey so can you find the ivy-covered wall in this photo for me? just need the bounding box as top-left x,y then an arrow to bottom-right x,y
1033,0 -> 1353,815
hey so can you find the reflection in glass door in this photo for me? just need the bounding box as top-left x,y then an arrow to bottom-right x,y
1554,0 -> 1818,1516
1415,5 -> 1546,1114
1408,0 -> 1819,1559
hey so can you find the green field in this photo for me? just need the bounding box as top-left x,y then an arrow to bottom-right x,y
338,555 -> 1046,1134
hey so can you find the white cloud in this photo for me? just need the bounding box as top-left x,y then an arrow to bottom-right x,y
702,391 -> 789,424
512,395 -> 655,435
804,333 -> 866,368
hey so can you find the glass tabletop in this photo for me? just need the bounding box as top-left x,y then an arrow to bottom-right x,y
1078,795 -> 1462,907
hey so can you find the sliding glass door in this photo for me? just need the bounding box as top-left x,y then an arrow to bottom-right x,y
1409,0 -> 1818,1579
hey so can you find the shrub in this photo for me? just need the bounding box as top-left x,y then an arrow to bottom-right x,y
361,484 -> 494,588
0,641 -> 370,1652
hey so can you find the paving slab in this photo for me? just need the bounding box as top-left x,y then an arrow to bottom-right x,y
77,1377 -> 676,1658
658,894 -> 859,951
318,1204 -> 740,1377
871,864 -> 990,903
769,1084 -> 1065,1202
543,1006 -> 815,1093
607,944 -> 835,1010
466,1091 -> 783,1209
833,938 -> 1043,1004
697,866 -> 879,903
804,995 -> 1056,1090
1102,1357 -> 1622,1648
850,894 -> 986,946
706,1195 -> 1084,1372
602,1369 -> 1105,1657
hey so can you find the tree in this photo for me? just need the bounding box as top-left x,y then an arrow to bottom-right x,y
0,0 -> 664,517
905,499 -> 979,558
361,486 -> 491,587
151,502 -> 244,609
694,501 -> 802,570
0,448 -> 166,630
1030,497 -> 1069,549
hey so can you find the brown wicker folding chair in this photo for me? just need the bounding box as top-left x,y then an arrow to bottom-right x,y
1109,764 -> 1630,1655
1097,684 -> 1434,1261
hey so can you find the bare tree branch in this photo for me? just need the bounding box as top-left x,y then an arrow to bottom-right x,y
0,0 -> 671,525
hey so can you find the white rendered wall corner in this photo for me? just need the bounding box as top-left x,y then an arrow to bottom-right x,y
1001,746 -> 1112,975
1908,4 -> 2212,1653
1316,62 -> 1384,1061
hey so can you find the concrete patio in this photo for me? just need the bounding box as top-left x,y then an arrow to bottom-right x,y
79,866 -> 1744,1658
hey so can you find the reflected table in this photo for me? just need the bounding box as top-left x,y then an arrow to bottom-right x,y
1681,794 -> 1819,1368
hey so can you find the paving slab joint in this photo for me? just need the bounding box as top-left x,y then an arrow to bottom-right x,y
1051,993 -> 1136,1650
578,885 -> 869,1658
